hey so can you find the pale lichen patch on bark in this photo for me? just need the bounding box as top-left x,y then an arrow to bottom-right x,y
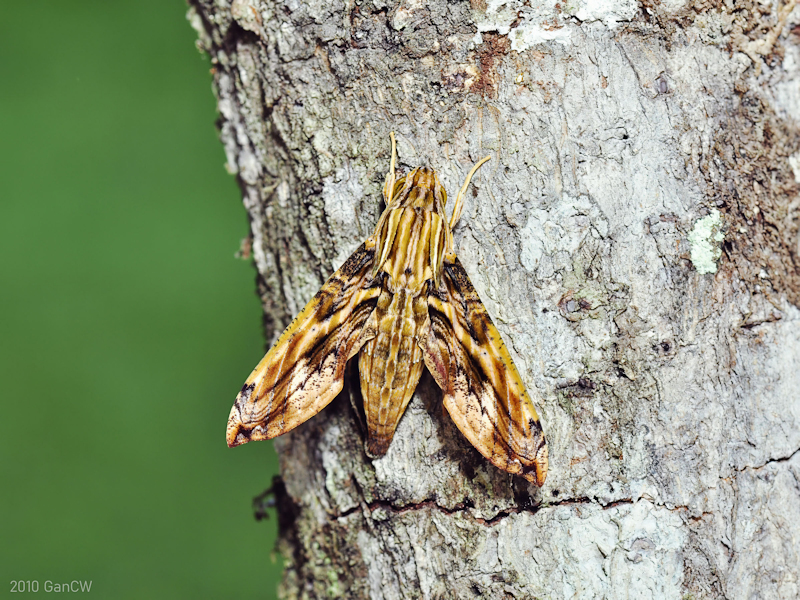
688,209 -> 724,274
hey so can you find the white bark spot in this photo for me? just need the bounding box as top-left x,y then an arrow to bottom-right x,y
573,0 -> 639,28
231,0 -> 262,33
510,22 -> 572,49
774,42 -> 800,121
474,0 -> 637,51
237,150 -> 260,185
789,152 -> 800,183
185,6 -> 212,50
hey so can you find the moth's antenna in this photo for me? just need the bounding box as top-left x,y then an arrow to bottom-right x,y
382,131 -> 397,204
449,155 -> 491,230
373,131 -> 400,252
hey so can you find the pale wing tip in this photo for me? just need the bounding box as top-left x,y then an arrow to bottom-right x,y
226,403 -> 246,448
520,440 -> 549,487
227,396 -> 274,447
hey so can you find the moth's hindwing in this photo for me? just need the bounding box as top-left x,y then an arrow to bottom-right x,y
423,254 -> 549,486
226,241 -> 380,447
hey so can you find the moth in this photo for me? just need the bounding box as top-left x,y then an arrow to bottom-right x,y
227,133 -> 549,486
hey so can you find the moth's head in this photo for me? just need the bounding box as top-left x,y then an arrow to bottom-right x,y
391,167 -> 448,217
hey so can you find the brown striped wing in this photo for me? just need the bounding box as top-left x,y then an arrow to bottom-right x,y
423,254 -> 548,486
226,242 -> 380,447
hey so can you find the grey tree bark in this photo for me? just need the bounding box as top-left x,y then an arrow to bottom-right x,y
189,0 -> 800,598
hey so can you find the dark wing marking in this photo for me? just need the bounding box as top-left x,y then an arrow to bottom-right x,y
422,254 -> 548,485
227,242 -> 380,447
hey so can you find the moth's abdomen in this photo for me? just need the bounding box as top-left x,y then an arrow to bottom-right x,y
359,288 -> 429,456
360,205 -> 442,455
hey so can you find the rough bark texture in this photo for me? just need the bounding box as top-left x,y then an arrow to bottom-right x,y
189,0 -> 800,597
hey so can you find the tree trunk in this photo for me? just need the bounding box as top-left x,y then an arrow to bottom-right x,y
188,0 -> 800,597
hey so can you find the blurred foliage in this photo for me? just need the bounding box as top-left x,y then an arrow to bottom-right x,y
0,1 -> 282,597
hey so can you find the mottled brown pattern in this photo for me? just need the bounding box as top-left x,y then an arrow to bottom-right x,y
226,134 -> 548,485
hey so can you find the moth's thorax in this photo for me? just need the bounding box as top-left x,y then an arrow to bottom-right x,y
379,207 -> 445,291
392,167 -> 448,217
373,167 -> 449,290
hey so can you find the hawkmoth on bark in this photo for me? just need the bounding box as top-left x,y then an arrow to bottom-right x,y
227,133 -> 549,486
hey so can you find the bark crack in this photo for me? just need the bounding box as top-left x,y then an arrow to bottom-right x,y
732,445 -> 800,473
334,494 -> 639,526
333,491 -> 725,527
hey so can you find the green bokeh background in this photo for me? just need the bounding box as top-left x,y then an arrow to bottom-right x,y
1,2 -> 282,597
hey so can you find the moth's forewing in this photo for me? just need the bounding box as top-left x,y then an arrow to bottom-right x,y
423,254 -> 548,486
226,241 -> 380,447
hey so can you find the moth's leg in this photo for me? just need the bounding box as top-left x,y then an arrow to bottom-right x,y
382,131 -> 397,204
448,155 -> 491,230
